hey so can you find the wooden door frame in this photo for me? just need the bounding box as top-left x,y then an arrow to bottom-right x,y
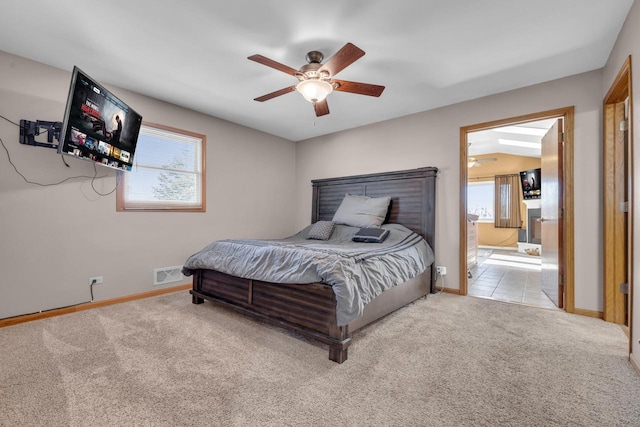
459,107 -> 575,313
603,55 -> 633,339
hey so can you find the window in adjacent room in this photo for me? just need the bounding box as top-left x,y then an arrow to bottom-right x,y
116,122 -> 206,212
467,180 -> 494,222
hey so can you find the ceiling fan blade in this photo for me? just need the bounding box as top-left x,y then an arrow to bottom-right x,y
332,80 -> 385,97
314,99 -> 330,117
468,157 -> 498,167
318,43 -> 365,77
254,85 -> 297,102
248,54 -> 299,76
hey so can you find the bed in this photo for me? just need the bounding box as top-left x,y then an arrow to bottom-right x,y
185,167 -> 437,363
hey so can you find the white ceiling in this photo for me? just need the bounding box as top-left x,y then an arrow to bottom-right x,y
468,118 -> 557,158
0,0 -> 633,142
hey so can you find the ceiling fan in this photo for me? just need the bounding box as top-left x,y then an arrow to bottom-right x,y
248,42 -> 385,117
468,157 -> 497,168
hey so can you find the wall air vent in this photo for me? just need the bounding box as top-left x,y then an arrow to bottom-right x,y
154,266 -> 184,286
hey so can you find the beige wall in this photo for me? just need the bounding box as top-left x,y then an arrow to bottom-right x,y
476,223 -> 518,248
0,51 -> 297,319
295,69 -> 603,312
468,153 -> 541,247
603,0 -> 640,369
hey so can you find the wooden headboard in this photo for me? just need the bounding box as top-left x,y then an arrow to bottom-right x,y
311,167 -> 438,257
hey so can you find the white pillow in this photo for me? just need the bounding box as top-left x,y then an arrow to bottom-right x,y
332,193 -> 391,228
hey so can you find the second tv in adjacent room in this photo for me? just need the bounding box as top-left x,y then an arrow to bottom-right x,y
520,168 -> 541,199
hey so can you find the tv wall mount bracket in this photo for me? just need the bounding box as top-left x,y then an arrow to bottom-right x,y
19,119 -> 62,149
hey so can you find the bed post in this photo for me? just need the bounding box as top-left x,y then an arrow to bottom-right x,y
328,325 -> 351,363
423,168 -> 437,293
329,344 -> 349,363
190,271 -> 205,304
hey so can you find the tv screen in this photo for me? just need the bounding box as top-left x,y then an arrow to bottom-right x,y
520,168 -> 541,199
58,66 -> 142,171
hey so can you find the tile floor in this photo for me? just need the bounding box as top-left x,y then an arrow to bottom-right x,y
468,248 -> 559,310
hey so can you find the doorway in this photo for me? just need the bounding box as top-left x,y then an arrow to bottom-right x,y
459,107 -> 575,313
466,119 -> 555,308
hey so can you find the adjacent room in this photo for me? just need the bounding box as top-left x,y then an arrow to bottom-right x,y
466,118 -> 553,309
1,1 -> 639,425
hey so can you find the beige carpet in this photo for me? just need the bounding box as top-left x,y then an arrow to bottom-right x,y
1,291 -> 639,426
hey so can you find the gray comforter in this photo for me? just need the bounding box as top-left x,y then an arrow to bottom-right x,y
182,223 -> 434,326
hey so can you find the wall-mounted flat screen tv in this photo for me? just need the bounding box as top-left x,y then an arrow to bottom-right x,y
520,168 -> 541,199
58,66 -> 142,171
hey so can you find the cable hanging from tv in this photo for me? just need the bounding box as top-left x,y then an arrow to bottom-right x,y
0,115 -> 117,193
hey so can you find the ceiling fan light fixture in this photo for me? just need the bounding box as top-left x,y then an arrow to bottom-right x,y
249,43 -> 383,117
296,79 -> 333,103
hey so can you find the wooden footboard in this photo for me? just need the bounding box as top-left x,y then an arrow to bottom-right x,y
190,267 -> 430,363
191,269 -> 350,362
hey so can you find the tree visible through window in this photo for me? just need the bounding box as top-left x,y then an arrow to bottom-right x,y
152,146 -> 197,202
467,181 -> 494,221
116,123 -> 206,212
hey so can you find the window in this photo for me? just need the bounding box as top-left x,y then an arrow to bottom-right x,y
116,123 -> 206,212
467,181 -> 494,222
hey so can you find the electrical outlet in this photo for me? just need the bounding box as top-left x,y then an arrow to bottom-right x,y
436,266 -> 446,276
89,276 -> 104,286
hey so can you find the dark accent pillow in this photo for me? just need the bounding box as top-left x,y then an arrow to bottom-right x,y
352,227 -> 390,243
307,221 -> 336,240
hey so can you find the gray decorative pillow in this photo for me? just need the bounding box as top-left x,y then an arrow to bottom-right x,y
332,193 -> 391,228
307,221 -> 336,240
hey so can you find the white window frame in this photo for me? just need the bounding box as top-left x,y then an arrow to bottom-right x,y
116,122 -> 206,212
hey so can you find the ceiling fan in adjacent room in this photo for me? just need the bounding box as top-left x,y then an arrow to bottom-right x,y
468,157 -> 497,168
248,42 -> 385,117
